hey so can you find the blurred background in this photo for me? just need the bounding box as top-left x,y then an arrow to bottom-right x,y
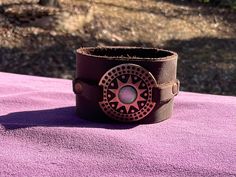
0,0 -> 235,95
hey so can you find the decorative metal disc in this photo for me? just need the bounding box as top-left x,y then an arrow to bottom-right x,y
99,64 -> 157,122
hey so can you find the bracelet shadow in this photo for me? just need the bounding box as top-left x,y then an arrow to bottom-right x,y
0,107 -> 138,130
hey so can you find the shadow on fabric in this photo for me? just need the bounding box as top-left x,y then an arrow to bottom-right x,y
0,107 -> 138,130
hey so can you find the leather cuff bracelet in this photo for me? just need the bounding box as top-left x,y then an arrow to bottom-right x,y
73,47 -> 179,123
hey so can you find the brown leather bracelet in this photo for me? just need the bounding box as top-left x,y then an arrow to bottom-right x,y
73,47 -> 179,124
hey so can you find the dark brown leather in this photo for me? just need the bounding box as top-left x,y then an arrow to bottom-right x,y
73,47 -> 179,123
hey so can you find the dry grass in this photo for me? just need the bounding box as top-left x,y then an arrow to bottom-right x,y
0,0 -> 235,95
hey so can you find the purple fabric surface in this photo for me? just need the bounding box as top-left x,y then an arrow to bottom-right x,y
0,72 -> 235,177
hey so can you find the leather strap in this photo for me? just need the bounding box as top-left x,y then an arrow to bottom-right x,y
73,47 -> 179,123
73,79 -> 179,103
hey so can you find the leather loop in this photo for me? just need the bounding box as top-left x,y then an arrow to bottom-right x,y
153,80 -> 180,103
73,78 -> 102,102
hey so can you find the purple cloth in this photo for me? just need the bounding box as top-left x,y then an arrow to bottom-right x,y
0,72 -> 235,177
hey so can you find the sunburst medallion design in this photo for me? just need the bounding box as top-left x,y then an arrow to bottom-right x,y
99,64 -> 157,122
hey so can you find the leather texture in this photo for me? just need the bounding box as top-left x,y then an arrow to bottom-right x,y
73,47 -> 179,123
